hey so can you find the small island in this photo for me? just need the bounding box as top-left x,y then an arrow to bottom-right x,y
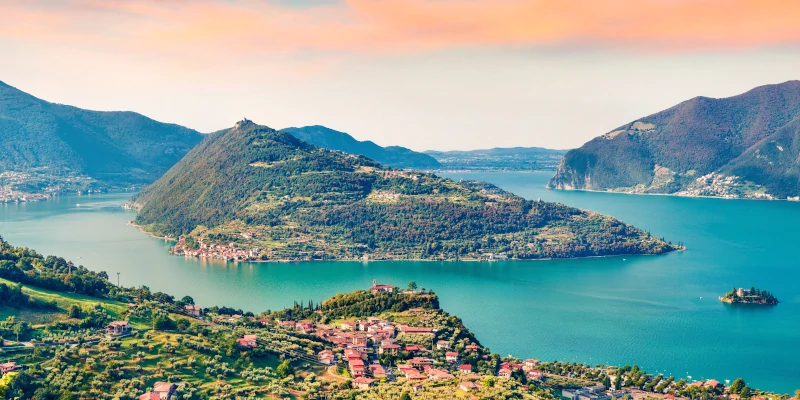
720,287 -> 778,305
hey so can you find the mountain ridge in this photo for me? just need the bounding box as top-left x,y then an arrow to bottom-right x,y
281,125 -> 440,169
0,79 -> 205,187
425,147 -> 568,171
548,80 -> 800,199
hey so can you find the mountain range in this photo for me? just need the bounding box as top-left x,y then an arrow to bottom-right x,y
282,125 -> 440,169
0,80 -> 204,187
132,120 -> 676,261
549,81 -> 800,199
425,147 -> 567,171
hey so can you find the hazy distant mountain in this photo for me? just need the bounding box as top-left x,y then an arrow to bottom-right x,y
425,147 -> 568,171
282,125 -> 440,169
0,80 -> 204,186
133,120 -> 676,261
549,81 -> 800,199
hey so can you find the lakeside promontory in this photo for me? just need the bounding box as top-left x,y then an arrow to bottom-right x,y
130,119 -> 679,262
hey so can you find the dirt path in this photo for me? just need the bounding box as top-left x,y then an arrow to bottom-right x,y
321,365 -> 348,382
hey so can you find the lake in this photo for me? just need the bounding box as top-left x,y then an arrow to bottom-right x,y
1,171 -> 798,392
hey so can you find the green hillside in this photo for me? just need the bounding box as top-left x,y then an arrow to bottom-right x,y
132,120 -> 677,261
0,80 -> 204,187
282,125 -> 440,169
548,81 -> 800,199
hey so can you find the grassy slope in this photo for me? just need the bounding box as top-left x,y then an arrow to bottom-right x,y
0,277 -> 151,329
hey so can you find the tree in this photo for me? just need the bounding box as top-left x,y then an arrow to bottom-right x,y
729,378 -> 745,394
740,386 -> 752,399
13,322 -> 28,342
180,296 -> 195,305
602,375 -> 611,388
399,392 -> 412,400
614,374 -> 622,390
407,281 -> 418,291
68,304 -> 82,319
275,360 -> 294,379
153,316 -> 177,331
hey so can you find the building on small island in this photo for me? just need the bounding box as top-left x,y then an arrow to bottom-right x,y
720,287 -> 778,305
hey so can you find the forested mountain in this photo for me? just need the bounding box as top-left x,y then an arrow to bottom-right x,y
133,119 -> 677,261
425,147 -> 567,171
548,81 -> 800,199
0,80 -> 204,186
282,125 -> 440,169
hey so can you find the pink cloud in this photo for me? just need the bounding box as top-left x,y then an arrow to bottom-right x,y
2,0 -> 800,60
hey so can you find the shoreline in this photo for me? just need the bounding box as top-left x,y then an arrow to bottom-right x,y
549,186 -> 800,202
126,221 -> 177,242
135,223 -> 685,264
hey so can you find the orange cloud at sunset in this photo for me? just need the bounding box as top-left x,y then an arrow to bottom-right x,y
2,0 -> 800,59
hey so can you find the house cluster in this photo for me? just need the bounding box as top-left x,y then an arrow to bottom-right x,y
312,315 -> 416,378
496,359 -> 544,381
383,170 -> 419,181
370,191 -> 403,200
171,237 -> 258,261
139,381 -> 177,400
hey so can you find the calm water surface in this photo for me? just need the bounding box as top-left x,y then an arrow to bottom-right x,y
1,172 -> 798,392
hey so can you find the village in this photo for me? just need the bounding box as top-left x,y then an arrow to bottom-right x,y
170,236 -> 258,261
211,281 -> 746,400
2,279 -> 786,400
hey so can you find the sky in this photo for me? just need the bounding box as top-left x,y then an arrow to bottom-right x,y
2,0 -> 800,151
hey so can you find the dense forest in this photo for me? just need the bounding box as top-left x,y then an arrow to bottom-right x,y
133,120 -> 678,261
549,80 -> 800,198
0,236 -> 113,298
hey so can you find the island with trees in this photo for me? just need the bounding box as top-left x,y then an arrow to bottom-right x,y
720,287 -> 779,305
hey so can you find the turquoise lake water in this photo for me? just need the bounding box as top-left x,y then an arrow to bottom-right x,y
0,171 -> 798,392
